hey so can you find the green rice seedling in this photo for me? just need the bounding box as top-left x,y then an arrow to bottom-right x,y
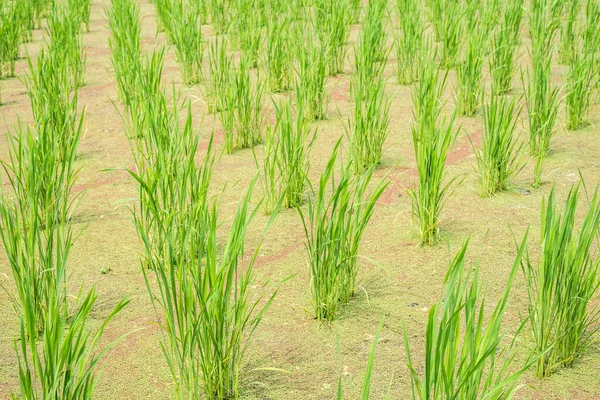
558,0 -> 582,64
489,0 -> 524,95
522,184 -> 600,378
209,0 -> 231,34
395,0 -> 425,85
361,0 -> 389,64
219,58 -> 264,153
349,0 -> 362,23
257,124 -> 281,215
132,111 -> 277,398
46,3 -> 87,89
298,142 -> 389,321
348,74 -> 391,175
565,50 -> 596,130
168,0 -> 204,85
15,282 -> 129,400
455,25 -> 486,117
438,0 -> 463,69
475,92 -> 525,197
234,0 -> 264,69
26,49 -> 82,159
68,0 -> 93,32
0,122 -> 82,334
264,13 -> 293,92
274,97 -> 314,208
206,36 -> 233,113
107,0 -> 142,108
404,237 -> 532,399
409,55 -> 458,246
232,59 -> 265,150
315,0 -> 351,75
296,30 -> 329,121
525,0 -> 561,187
0,3 -> 23,79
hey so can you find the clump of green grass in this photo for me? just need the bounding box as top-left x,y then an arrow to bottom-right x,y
264,13 -> 293,92
489,0 -> 524,94
409,54 -> 458,246
525,0 -> 561,188
0,3 -> 25,80
558,0 -> 581,65
565,0 -> 599,130
170,1 -> 204,85
69,0 -> 93,32
354,0 -> 389,90
394,0 -> 425,85
296,29 -> 329,121
455,24 -> 486,117
522,183 -> 600,378
475,92 -> 524,197
438,0 -> 464,69
46,3 -> 87,89
348,74 -> 391,175
315,0 -> 351,75
131,97 -> 276,397
107,0 -> 142,109
259,97 -> 314,212
220,58 -> 265,153
206,37 -> 234,113
298,142 -> 389,321
404,237 -> 532,399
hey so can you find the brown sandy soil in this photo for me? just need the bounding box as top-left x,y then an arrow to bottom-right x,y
1,1 -> 600,399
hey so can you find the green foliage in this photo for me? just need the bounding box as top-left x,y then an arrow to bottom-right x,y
298,142 -> 389,321
404,238 -> 531,399
409,56 -> 457,246
348,74 -> 390,175
455,25 -> 486,117
395,0 -> 425,85
523,184 -> 600,377
489,0 -> 524,94
315,0 -> 351,75
296,29 -> 329,121
265,13 -> 293,92
475,93 -> 524,197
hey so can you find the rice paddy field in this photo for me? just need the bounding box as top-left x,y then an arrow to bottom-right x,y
1,0 -> 600,399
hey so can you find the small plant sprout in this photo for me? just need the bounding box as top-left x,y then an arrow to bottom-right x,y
395,0 -> 425,85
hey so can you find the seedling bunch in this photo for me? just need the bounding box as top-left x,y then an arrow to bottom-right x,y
298,143 -> 388,321
489,0 -> 524,94
565,0 -> 600,130
296,28 -> 329,121
395,0 -> 425,85
107,0 -> 142,110
475,93 -> 524,197
315,0 -> 351,75
220,58 -> 265,153
348,74 -> 390,175
404,239 -> 531,399
130,88 -> 274,398
525,0 -> 561,187
409,55 -> 457,246
455,24 -> 486,116
523,185 -> 600,378
155,0 -> 204,85
260,97 -> 313,212
265,13 -> 294,92
354,0 -> 388,91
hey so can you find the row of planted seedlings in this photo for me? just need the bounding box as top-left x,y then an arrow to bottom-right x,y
348,176 -> 600,396
105,0 -> 600,397
0,2 -> 129,399
108,0 -> 283,398
0,0 -> 55,104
